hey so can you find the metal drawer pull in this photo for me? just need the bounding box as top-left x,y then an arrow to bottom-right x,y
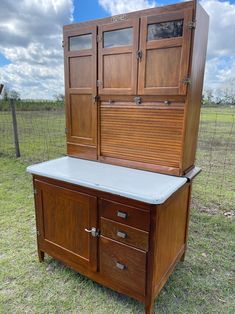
84,227 -> 99,237
117,231 -> 127,239
117,210 -> 128,219
116,262 -> 126,270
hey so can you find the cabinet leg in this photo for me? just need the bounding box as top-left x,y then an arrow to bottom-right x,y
38,250 -> 45,262
145,299 -> 155,314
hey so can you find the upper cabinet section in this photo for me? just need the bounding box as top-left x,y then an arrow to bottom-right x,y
64,25 -> 97,94
98,19 -> 139,95
138,9 -> 193,95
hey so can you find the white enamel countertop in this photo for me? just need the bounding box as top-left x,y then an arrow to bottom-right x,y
27,157 -> 187,204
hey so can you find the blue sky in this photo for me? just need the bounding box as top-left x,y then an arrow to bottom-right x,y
0,0 -> 235,99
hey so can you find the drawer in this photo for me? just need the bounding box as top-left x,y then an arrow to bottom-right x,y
99,236 -> 146,296
101,217 -> 149,251
100,199 -> 150,231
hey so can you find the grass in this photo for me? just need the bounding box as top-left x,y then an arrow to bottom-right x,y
0,157 -> 234,313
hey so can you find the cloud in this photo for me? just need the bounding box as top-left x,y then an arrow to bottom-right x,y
200,0 -> 235,91
98,0 -> 156,15
0,0 -> 74,99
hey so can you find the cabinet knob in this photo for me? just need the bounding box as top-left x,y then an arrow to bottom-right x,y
117,210 -> 128,219
116,262 -> 126,270
84,227 -> 99,237
117,231 -> 127,239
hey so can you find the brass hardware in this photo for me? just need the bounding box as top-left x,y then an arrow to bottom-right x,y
85,227 -> 100,237
117,231 -> 127,239
164,100 -> 171,106
117,211 -> 128,219
136,50 -> 143,61
188,21 -> 196,29
134,96 -> 142,105
116,262 -> 126,270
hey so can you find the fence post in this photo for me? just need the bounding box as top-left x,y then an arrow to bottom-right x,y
10,98 -> 20,157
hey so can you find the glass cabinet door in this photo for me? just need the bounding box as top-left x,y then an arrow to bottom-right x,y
64,25 -> 98,159
98,19 -> 139,95
138,9 -> 193,95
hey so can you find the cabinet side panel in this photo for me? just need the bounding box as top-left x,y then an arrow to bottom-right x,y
182,3 -> 209,172
153,184 -> 190,296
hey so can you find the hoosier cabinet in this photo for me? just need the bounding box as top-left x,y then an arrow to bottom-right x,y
27,1 -> 209,313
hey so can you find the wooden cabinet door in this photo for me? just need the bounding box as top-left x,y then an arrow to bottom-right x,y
34,180 -> 98,271
98,19 -> 139,95
64,26 -> 97,159
138,9 -> 193,95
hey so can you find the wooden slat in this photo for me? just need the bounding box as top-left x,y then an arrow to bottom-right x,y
100,103 -> 184,169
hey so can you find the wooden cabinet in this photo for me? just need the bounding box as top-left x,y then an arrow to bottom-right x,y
64,26 -> 98,159
98,18 -> 139,95
138,9 -> 193,95
63,1 -> 209,176
34,180 -> 98,271
31,172 -> 192,314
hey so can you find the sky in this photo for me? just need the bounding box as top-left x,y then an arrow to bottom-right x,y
0,0 -> 235,99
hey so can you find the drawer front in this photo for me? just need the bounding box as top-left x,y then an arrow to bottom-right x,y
99,236 -> 146,296
101,217 -> 149,251
100,199 -> 150,231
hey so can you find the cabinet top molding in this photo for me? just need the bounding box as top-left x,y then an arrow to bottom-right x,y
64,1 -> 197,31
27,157 -> 187,204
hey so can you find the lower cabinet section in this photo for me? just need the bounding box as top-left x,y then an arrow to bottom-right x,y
33,176 -> 191,314
99,236 -> 147,296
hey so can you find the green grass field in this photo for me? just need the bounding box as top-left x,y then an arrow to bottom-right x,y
0,105 -> 235,313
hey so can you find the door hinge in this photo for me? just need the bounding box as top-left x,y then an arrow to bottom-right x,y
97,80 -> 103,87
134,96 -> 142,105
182,77 -> 192,85
65,127 -> 68,134
188,20 -> 196,29
136,50 -> 143,61
96,35 -> 102,43
93,95 -> 100,103
62,40 -> 64,48
36,230 -> 40,236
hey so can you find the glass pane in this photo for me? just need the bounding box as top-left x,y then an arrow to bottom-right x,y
69,34 -> 92,51
148,20 -> 183,41
103,28 -> 133,48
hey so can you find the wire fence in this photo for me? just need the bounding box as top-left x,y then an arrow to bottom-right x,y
0,102 -> 234,211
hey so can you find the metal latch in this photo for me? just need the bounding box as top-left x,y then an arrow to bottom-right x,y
134,96 -> 142,105
136,50 -> 143,61
85,227 -> 100,237
182,77 -> 191,85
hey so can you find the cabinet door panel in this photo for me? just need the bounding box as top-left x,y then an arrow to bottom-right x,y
35,180 -> 97,271
64,26 -> 97,159
98,19 -> 139,95
138,9 -> 193,95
